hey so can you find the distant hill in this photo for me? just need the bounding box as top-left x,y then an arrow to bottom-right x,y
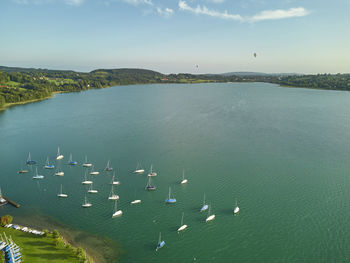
222,72 -> 301,77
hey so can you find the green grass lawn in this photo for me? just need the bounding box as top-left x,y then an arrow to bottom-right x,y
1,227 -> 80,263
0,251 -> 4,263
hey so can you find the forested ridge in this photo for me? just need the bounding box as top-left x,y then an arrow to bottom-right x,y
0,66 -> 349,108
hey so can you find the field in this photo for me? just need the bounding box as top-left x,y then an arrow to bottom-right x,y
1,227 -> 80,263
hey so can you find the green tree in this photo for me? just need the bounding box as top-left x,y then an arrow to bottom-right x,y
0,215 -> 13,226
52,229 -> 59,238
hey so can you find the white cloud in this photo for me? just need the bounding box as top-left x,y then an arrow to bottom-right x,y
248,7 -> 310,22
178,1 -> 243,21
121,0 -> 153,6
178,1 -> 310,22
156,7 -> 174,18
65,0 -> 84,5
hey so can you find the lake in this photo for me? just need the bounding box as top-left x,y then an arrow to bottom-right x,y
1,82 -> 350,262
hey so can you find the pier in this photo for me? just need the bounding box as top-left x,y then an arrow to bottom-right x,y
3,196 -> 20,208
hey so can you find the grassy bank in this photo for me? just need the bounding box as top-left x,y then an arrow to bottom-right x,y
1,226 -> 83,262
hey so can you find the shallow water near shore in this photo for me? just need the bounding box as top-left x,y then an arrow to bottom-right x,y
1,82 -> 350,262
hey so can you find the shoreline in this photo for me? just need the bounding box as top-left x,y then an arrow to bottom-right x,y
13,212 -> 121,263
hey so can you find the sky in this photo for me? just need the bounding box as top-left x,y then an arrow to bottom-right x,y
0,0 -> 349,74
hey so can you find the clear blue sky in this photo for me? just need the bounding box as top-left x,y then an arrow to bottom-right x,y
1,0 -> 349,74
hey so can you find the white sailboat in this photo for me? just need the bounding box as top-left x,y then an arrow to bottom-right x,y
200,194 -> 209,212
88,183 -> 98,194
180,170 -> 188,184
82,156 -> 92,167
205,204 -> 215,222
57,184 -> 68,198
56,147 -> 64,160
112,200 -> 123,217
177,212 -> 188,232
54,168 -> 64,176
104,160 -> 113,171
110,172 -> 120,185
131,199 -> 141,204
234,198 -> 240,214
81,171 -> 93,185
148,164 -> 157,177
32,167 -> 44,179
44,157 -> 55,169
82,196 -> 92,208
108,185 -> 119,200
90,166 -> 99,175
133,163 -> 145,174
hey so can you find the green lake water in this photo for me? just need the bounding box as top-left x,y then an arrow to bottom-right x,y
1,82 -> 350,262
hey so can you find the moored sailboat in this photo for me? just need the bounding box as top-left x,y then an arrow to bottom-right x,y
82,156 -> 92,167
165,187 -> 176,204
133,163 -> 145,174
57,184 -> 68,198
82,196 -> 92,208
81,171 -> 92,185
54,168 -> 64,176
32,167 -> 44,179
156,232 -> 165,251
108,185 -> 119,200
148,164 -> 157,177
234,198 -> 240,214
200,193 -> 208,212
56,147 -> 64,160
104,160 -> 113,171
180,170 -> 188,184
90,166 -> 99,175
205,204 -> 215,222
112,200 -> 122,217
145,177 -> 156,191
44,157 -> 55,169
177,212 -> 188,232
26,152 -> 36,165
68,154 -> 78,165
88,183 -> 98,194
110,172 -> 120,185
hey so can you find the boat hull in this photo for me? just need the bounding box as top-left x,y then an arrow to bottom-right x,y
82,204 -> 92,208
234,207 -> 240,214
82,181 -> 93,185
165,199 -> 177,204
88,190 -> 98,194
200,205 -> 209,212
177,225 -> 188,232
82,163 -> 92,167
156,241 -> 165,251
108,195 -> 120,200
181,179 -> 188,184
206,215 -> 215,222
56,155 -> 64,160
131,200 -> 141,204
134,169 -> 145,174
112,210 -> 123,217
57,194 -> 68,198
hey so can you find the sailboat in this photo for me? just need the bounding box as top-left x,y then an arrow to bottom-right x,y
81,171 -> 92,185
57,184 -> 68,198
0,188 -> 8,206
165,187 -> 176,204
88,183 -> 98,194
148,165 -> 157,177
180,170 -> 188,184
156,232 -> 165,251
32,167 -> 44,179
234,198 -> 240,214
177,212 -> 188,232
200,194 -> 209,212
54,168 -> 64,176
205,204 -> 215,222
133,163 -> 145,174
110,172 -> 120,185
26,152 -> 36,165
131,190 -> 141,204
104,160 -> 113,171
56,147 -> 64,160
145,177 -> 156,191
68,154 -> 78,165
18,162 -> 29,174
44,157 -> 55,169
112,200 -> 122,217
90,166 -> 99,175
82,196 -> 92,208
108,185 -> 119,200
82,156 -> 92,167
